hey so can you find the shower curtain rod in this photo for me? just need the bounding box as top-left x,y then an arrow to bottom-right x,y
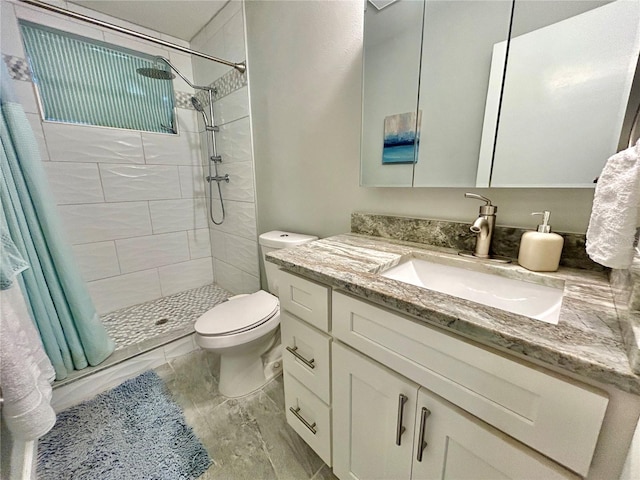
17,0 -> 246,73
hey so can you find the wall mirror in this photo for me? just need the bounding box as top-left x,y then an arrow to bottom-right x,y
360,0 -> 640,188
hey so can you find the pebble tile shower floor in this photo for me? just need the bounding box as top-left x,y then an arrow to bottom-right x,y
102,283 -> 230,350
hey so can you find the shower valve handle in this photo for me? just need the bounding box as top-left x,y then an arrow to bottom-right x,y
207,174 -> 230,184
210,155 -> 222,163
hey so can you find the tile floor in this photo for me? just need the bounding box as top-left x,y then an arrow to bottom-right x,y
155,349 -> 337,480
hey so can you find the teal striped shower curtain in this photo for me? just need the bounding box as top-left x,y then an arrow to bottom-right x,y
0,65 -> 114,380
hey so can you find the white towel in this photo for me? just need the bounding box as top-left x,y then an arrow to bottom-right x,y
0,283 -> 56,441
586,138 -> 640,269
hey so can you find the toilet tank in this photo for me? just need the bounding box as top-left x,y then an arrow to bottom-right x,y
259,231 -> 318,296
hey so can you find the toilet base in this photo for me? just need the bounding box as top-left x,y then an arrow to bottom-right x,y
217,331 -> 279,398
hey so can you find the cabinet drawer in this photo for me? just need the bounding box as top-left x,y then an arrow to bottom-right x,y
278,270 -> 330,331
284,372 -> 332,466
332,291 -> 608,476
282,311 -> 332,404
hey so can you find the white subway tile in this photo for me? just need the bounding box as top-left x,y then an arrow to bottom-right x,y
158,257 -> 213,296
168,51 -> 195,94
44,122 -> 144,164
188,229 -> 212,259
103,31 -> 169,57
59,202 -> 152,244
65,2 -> 162,38
212,200 -> 256,240
216,118 -> 251,164
72,241 -> 120,282
192,52 -> 228,89
87,269 -> 161,314
15,4 -> 104,41
116,232 -> 190,274
209,228 -> 227,259
160,33 -> 189,48
213,259 -> 244,295
25,113 -> 49,161
215,87 -> 249,125
1,1 -> 25,57
211,162 -> 254,202
242,272 -> 261,294
164,335 -> 197,362
100,164 -> 181,202
12,80 -> 39,114
149,198 -> 208,233
228,117 -> 252,163
51,347 -> 167,411
43,162 -> 104,204
178,165 -> 207,198
142,130 -> 202,165
224,10 -> 246,63
176,108 -> 202,134
224,234 -> 259,276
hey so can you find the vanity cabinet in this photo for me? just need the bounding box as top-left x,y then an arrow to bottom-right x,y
331,292 -> 608,476
276,269 -> 610,478
333,342 -> 577,480
278,270 -> 333,466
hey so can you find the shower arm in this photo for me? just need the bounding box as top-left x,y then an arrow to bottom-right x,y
155,57 -> 214,93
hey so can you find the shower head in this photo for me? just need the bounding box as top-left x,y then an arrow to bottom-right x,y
191,96 -> 205,112
136,66 -> 175,80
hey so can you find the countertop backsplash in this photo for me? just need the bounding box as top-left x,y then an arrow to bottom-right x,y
351,212 -> 603,272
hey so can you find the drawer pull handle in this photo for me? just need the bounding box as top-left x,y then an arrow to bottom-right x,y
416,407 -> 431,462
290,406 -> 317,435
396,394 -> 408,446
286,346 -> 315,369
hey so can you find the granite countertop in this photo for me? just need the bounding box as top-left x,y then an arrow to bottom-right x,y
266,233 -> 640,395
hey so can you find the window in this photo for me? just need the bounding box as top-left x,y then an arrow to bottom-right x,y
20,21 -> 176,134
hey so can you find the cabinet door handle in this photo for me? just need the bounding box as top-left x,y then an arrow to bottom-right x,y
286,346 -> 315,369
416,407 -> 431,462
289,406 -> 317,435
396,393 -> 408,446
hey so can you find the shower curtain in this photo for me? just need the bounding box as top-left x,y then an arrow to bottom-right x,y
0,65 -> 114,380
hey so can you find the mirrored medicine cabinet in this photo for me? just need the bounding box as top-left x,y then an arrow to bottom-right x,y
360,0 -> 640,188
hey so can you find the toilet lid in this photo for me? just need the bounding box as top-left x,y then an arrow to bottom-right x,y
195,290 -> 279,336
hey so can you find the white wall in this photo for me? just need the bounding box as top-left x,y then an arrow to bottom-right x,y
191,1 -> 260,295
2,0 -> 214,314
245,0 -> 596,240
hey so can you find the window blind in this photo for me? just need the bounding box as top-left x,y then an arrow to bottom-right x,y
20,21 -> 176,134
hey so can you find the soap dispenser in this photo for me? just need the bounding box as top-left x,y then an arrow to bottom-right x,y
518,211 -> 564,272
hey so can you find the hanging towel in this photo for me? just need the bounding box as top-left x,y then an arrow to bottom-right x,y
586,138 -> 640,269
0,282 -> 56,440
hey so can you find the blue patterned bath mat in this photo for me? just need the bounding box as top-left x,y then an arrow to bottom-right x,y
38,371 -> 212,480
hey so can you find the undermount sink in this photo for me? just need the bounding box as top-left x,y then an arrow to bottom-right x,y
381,258 -> 564,324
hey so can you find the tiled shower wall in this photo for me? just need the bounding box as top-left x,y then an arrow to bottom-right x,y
192,2 -> 261,295
1,0 -> 215,314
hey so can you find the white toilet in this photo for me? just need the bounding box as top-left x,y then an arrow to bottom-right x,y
194,231 -> 318,398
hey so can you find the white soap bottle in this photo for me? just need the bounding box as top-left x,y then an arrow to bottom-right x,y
518,211 -> 564,272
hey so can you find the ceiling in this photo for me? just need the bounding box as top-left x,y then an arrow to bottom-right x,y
69,0 -> 228,41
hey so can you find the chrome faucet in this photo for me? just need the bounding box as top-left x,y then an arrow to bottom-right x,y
464,193 -> 497,259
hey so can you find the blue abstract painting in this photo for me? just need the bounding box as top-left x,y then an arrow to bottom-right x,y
382,111 -> 421,164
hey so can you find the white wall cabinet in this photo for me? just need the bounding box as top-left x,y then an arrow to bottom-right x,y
333,343 -> 577,480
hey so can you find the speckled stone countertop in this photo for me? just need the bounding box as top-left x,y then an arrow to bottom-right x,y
267,234 -> 640,395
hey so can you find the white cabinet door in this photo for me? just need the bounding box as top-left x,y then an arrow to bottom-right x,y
411,389 -> 578,480
333,342 -> 418,480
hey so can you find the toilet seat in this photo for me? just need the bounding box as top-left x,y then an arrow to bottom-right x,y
195,290 -> 279,337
